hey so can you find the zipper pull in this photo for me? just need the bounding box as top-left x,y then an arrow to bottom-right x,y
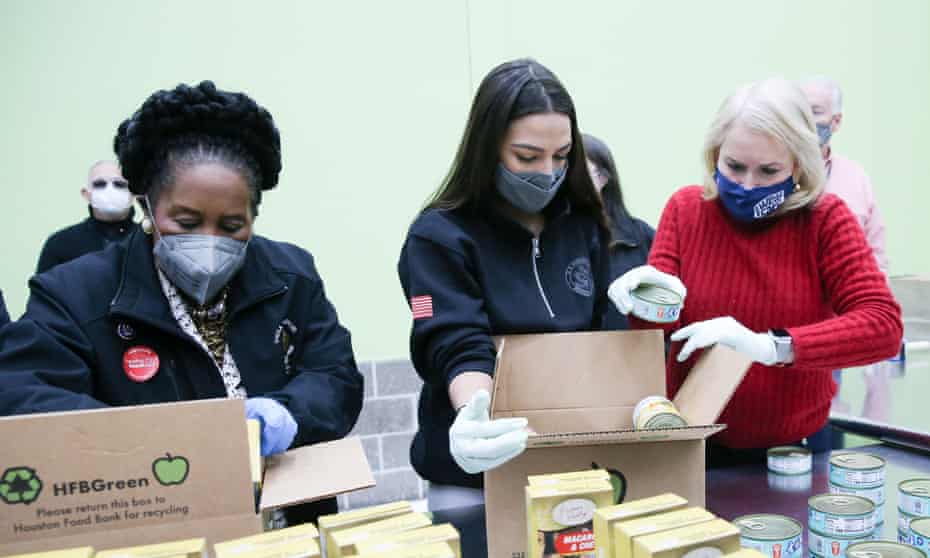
532,237 -> 541,258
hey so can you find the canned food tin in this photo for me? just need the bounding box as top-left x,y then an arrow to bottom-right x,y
845,540 -> 926,558
768,446 -> 813,475
769,471 -> 813,493
809,494 -> 876,537
808,529 -> 874,558
829,453 -> 886,489
830,484 -> 885,524
900,480 -> 930,517
630,284 -> 683,323
909,518 -> 930,555
633,396 -> 687,429
735,514 -> 803,558
903,511 -> 923,533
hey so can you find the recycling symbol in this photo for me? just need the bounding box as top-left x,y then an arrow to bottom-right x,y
0,466 -> 43,505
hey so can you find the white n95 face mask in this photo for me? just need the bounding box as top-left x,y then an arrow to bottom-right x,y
90,181 -> 133,220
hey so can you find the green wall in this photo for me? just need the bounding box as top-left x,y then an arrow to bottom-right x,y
1,0 -> 927,360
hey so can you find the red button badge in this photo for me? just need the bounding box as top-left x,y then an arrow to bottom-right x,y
123,346 -> 160,383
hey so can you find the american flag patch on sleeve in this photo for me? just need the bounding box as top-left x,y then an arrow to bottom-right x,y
410,295 -> 434,319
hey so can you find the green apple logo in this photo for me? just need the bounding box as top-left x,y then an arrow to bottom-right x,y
0,466 -> 42,505
591,462 -> 626,504
152,454 -> 189,486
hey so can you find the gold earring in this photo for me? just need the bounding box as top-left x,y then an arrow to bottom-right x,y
141,218 -> 153,235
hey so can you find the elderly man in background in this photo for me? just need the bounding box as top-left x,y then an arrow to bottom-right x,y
801,76 -> 888,273
36,160 -> 138,273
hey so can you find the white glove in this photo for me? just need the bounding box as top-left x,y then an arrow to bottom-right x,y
449,390 -> 529,474
607,265 -> 687,315
671,316 -> 777,365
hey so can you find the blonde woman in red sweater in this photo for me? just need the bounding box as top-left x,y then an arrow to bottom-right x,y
609,78 -> 902,466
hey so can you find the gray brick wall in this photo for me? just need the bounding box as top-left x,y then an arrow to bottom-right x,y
338,358 -> 429,510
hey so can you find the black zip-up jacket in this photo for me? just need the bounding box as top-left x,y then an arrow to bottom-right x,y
0,229 -> 363,451
36,207 -> 139,273
398,196 -> 610,488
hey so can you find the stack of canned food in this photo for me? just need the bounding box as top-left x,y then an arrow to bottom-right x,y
806,451 -> 886,558
899,479 -> 930,555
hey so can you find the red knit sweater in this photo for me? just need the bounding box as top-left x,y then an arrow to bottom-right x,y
641,186 -> 902,448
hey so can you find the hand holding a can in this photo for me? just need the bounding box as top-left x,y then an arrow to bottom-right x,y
671,316 -> 777,364
608,265 -> 687,316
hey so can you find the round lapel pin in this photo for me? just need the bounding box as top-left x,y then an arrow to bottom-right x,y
123,346 -> 160,383
117,323 -> 136,341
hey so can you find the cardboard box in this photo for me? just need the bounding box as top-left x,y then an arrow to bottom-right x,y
632,519 -> 741,558
355,542 -> 457,558
318,501 -> 413,556
353,523 -> 461,558
485,330 -> 753,558
526,479 -> 614,557
594,493 -> 689,558
224,539 -> 321,558
5,548 -> 95,558
612,507 -> 716,558
94,537 -> 206,558
328,512 -> 433,558
214,523 -> 319,557
0,399 -> 374,555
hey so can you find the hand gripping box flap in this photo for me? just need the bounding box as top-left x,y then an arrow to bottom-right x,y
489,330 -> 752,446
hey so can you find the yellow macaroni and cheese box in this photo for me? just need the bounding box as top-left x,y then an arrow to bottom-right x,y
318,501 -> 412,556
94,537 -> 206,558
214,523 -> 319,557
354,523 -> 461,558
219,538 -> 320,558
528,469 -> 610,486
593,493 -> 688,558
355,541 -> 457,558
632,519 -> 740,558
6,548 -> 95,558
526,479 -> 614,558
328,512 -> 433,558
613,507 -> 716,558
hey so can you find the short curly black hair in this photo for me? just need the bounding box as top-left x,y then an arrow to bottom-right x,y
113,80 -> 281,215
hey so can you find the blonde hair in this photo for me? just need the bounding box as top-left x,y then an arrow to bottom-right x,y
701,78 -> 827,213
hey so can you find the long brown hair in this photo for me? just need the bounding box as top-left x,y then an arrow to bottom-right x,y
427,59 -> 607,230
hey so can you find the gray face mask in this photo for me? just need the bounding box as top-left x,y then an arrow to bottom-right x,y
816,122 -> 833,147
495,163 -> 568,213
153,233 -> 248,305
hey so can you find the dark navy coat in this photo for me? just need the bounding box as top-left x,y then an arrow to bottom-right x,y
36,207 -> 139,273
398,196 -> 610,488
0,229 -> 363,450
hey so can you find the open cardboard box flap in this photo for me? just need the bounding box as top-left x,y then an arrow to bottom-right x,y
489,329 -> 752,446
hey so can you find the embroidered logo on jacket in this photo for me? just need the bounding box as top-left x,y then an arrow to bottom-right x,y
274,319 -> 298,375
565,258 -> 593,297
410,295 -> 434,319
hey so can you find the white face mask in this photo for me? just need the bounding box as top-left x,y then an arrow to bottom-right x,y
89,180 -> 133,220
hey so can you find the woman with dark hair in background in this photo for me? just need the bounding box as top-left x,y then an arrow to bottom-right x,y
0,81 -> 363,525
583,133 -> 654,330
398,58 -> 611,512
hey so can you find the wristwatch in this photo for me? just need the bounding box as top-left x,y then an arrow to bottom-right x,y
769,328 -> 794,365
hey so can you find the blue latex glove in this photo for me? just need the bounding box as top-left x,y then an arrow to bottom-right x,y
245,397 -> 298,456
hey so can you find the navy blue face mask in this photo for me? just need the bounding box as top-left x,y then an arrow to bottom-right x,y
715,168 -> 796,223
